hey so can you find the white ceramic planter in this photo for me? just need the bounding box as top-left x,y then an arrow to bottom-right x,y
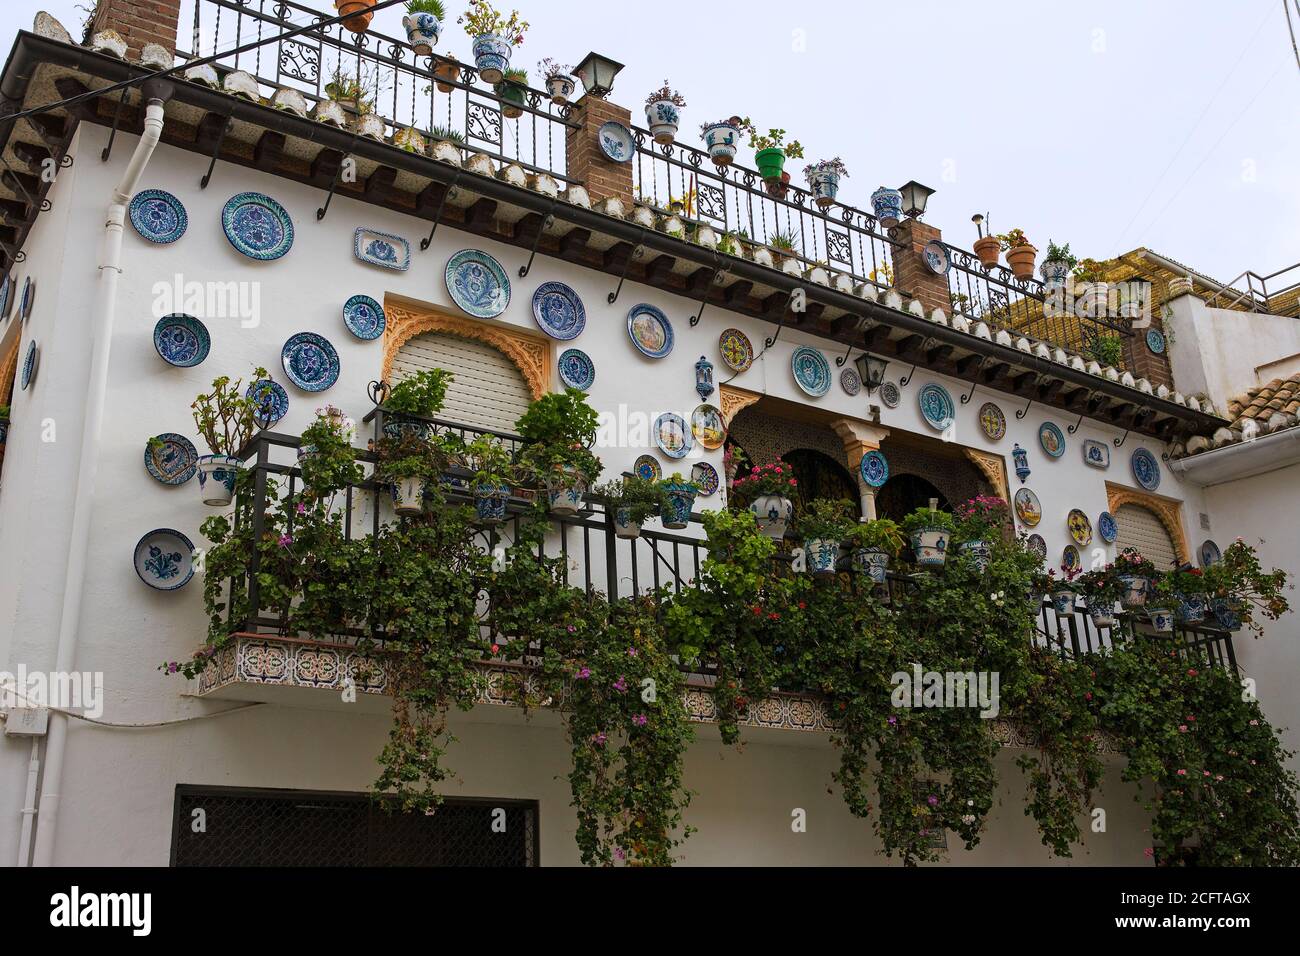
909,528 -> 949,567
805,538 -> 842,575
546,73 -> 578,105
390,476 -> 427,517
645,99 -> 681,144
403,14 -> 442,55
471,33 -> 511,85
197,455 -> 241,507
749,495 -> 793,541
852,548 -> 890,583
613,507 -> 642,539
702,122 -> 740,165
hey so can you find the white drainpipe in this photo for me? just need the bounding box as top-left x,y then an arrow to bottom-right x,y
28,98 -> 167,867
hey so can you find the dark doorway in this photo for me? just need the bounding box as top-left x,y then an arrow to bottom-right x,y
734,448 -> 857,512
875,473 -> 951,523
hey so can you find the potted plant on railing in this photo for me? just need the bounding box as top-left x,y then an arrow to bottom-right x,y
1050,564 -> 1082,615
537,58 -> 577,105
769,230 -> 797,269
1203,539 -> 1291,633
596,475 -> 665,539
514,388 -> 602,517
495,67 -> 528,118
644,81 -> 686,145
335,0 -> 378,34
191,367 -> 268,507
432,54 -> 462,92
803,157 -> 848,209
464,433 -> 516,525
973,230 -> 1000,270
1146,573 -> 1178,632
997,228 -> 1038,280
952,494 -> 1009,572
459,0 -> 528,85
1040,240 -> 1076,292
1164,564 -> 1211,624
845,517 -> 905,583
737,120 -> 803,188
795,498 -> 855,576
870,186 -> 903,227
658,473 -> 701,530
1077,565 -> 1121,629
375,430 -> 446,518
297,405 -> 363,503
1072,257 -> 1108,317
403,0 -> 445,55
730,461 -> 798,541
1089,334 -> 1123,369
902,503 -> 955,568
1113,547 -> 1157,609
381,369 -> 453,443
700,116 -> 742,166
324,67 -> 375,114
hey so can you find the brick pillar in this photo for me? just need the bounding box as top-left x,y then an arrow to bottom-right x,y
891,219 -> 950,316
90,0 -> 182,60
1122,281 -> 1174,390
565,95 -> 634,206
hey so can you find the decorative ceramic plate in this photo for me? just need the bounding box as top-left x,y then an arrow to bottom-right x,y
20,276 -> 34,319
978,402 -> 1006,440
153,314 -> 210,368
653,412 -> 692,459
922,240 -> 951,275
144,433 -> 198,485
1131,447 -> 1161,491
691,461 -> 720,496
129,188 -> 187,243
1199,539 -> 1222,567
281,332 -> 340,392
879,381 -> 901,408
0,274 -> 11,319
1013,487 -> 1042,527
627,303 -> 673,359
859,449 -> 889,488
1038,421 -> 1065,458
1146,328 -> 1166,354
222,191 -> 294,260
918,383 -> 955,430
343,294 -> 386,340
840,367 -> 861,396
353,228 -> 410,271
791,346 -> 832,397
1062,545 -> 1081,573
246,378 -> 289,426
558,348 -> 595,390
1081,439 -> 1110,469
1026,534 -> 1047,561
597,121 -> 635,163
446,249 -> 510,318
691,404 -> 726,450
134,528 -> 196,591
718,328 -> 753,372
532,281 -> 586,340
1067,508 -> 1093,546
1098,510 -> 1118,544
20,340 -> 38,390
633,454 -> 662,482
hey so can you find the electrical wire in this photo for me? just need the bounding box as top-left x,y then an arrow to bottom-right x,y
1,686 -> 265,727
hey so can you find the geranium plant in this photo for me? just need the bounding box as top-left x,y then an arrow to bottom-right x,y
900,505 -> 954,537
514,388 -> 602,482
996,228 -> 1032,250
645,81 -> 686,109
729,461 -> 798,500
845,517 -> 906,555
595,475 -> 664,526
385,368 -> 453,418
794,498 -> 855,542
736,119 -> 804,157
953,494 -> 1009,542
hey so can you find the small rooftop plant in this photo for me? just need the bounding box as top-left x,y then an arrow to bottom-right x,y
536,57 -> 571,80
458,0 -> 529,43
996,227 -> 1031,250
645,81 -> 686,108
736,118 -> 804,157
1044,240 -> 1077,267
803,157 -> 849,184
406,0 -> 447,17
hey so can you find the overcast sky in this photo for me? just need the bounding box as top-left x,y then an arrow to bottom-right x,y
6,0 -> 1298,284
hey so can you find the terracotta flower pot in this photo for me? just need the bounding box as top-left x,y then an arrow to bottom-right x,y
335,0 -> 376,34
433,57 -> 461,92
973,235 -> 1001,270
1005,243 -> 1038,280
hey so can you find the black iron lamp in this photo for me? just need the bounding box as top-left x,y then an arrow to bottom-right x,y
573,52 -> 624,99
854,353 -> 890,394
898,181 -> 936,220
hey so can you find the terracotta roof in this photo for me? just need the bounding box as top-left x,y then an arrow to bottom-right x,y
1172,373 -> 1300,457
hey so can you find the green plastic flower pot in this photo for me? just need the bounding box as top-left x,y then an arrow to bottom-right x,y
754,147 -> 786,182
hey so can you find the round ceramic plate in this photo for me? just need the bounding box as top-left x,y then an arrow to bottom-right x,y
1026,534 -> 1047,561
246,379 -> 289,426
1131,447 -> 1161,491
691,461 -> 720,496
859,449 -> 889,488
129,188 -> 188,243
532,281 -> 586,340
653,412 -> 692,459
922,240 -> 951,275
1146,328 -> 1166,354
1098,510 -> 1118,544
222,191 -> 294,260
557,348 -> 595,390
627,304 -> 673,359
1039,421 -> 1066,458
446,248 -> 511,319
791,346 -> 831,397
281,332 -> 340,392
0,275 -> 11,319
1062,545 -> 1081,573
691,404 -> 726,450
718,328 -> 753,372
1199,538 -> 1221,567
918,383 -> 955,430
152,314 -> 210,368
144,433 -> 198,485
1014,487 -> 1042,527
597,121 -> 635,163
978,402 -> 1006,440
134,528 -> 196,591
1067,508 -> 1093,546
20,339 -> 38,390
840,367 -> 861,396
343,294 -> 386,340
21,276 -> 34,318
879,381 -> 900,408
633,454 -> 662,482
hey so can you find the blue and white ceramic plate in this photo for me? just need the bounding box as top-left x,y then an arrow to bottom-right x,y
222,192 -> 294,260
129,188 -> 188,243
532,281 -> 586,340
1131,447 -> 1161,491
597,121 -> 635,163
922,240 -> 951,275
144,433 -> 198,485
627,304 -> 673,359
20,340 -> 38,390
20,276 -> 34,319
1199,538 -> 1222,567
691,461 -> 720,497
1026,534 -> 1047,561
860,449 -> 889,488
246,378 -> 289,426
445,249 -> 510,318
281,332 -> 340,392
653,412 -> 692,459
353,228 -> 410,271
633,454 -> 662,482
791,346 -> 831,397
879,381 -> 901,408
1039,421 -> 1065,458
558,348 -> 595,390
918,383 -> 955,430
1146,328 -> 1166,355
343,294 -> 386,340
691,404 -> 726,450
1081,439 -> 1110,469
134,528 -> 196,591
1062,545 -> 1081,573
0,274 -> 14,319
1098,510 -> 1118,544
153,314 -> 210,368
840,367 -> 861,396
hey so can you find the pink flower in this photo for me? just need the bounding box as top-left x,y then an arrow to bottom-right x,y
627,647 -> 638,657
576,667 -> 591,680
592,732 -> 607,746
1143,847 -> 1154,858
1176,769 -> 1187,776
278,534 -> 293,547
296,502 -> 307,515
632,714 -> 647,727
1178,725 -> 1188,732
613,677 -> 627,692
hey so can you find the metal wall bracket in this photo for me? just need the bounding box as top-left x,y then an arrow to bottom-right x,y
1066,410 -> 1086,434
518,201 -> 557,278
1113,429 -> 1130,448
199,114 -> 234,189
764,287 -> 805,349
959,358 -> 989,403
607,228 -> 648,304
100,89 -> 129,162
317,135 -> 359,221
689,255 -> 725,327
1015,395 -> 1034,420
419,170 -> 464,250
835,338 -> 855,368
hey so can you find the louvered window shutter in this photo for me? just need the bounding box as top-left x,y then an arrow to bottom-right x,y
392,333 -> 533,433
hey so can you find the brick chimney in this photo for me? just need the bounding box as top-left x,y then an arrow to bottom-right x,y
891,219 -> 950,316
90,0 -> 182,60
565,95 -> 634,207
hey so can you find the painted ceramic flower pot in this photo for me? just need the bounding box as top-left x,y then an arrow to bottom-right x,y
613,506 -> 643,540
749,494 -> 793,541
1146,606 -> 1175,633
335,0 -> 376,34
1051,588 -> 1076,616
909,528 -> 949,567
805,538 -> 841,576
1177,595 -> 1208,624
702,121 -> 740,166
1040,257 -> 1071,291
852,547 -> 890,583
402,13 -> 441,54
754,147 -> 787,183
495,80 -> 526,119
958,539 -> 992,572
871,186 -> 903,227
1086,599 -> 1115,630
973,235 -> 1000,270
1005,244 -> 1037,280
661,483 -> 698,530
546,73 -> 578,105
197,454 -> 241,507
807,168 -> 841,208
475,485 -> 511,525
645,99 -> 681,144
433,56 -> 461,92
545,468 -> 587,517
1211,598 -> 1242,631
471,33 -> 511,85
382,413 -> 433,442
391,475 -> 427,517
1117,574 -> 1150,608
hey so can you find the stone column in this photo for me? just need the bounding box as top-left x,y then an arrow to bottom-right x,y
829,418 -> 891,521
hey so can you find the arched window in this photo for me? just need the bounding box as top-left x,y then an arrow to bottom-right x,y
392,332 -> 533,433
875,474 -> 951,523
1114,503 -> 1180,571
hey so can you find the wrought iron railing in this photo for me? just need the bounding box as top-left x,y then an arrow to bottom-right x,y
179,0 -> 577,181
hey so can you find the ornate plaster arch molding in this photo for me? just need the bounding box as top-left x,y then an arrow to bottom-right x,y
0,334 -> 19,405
1105,481 -> 1190,564
963,449 -> 1010,502
380,301 -> 551,399
718,384 -> 762,427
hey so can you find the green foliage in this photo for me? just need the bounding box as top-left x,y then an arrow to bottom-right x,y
901,505 -> 955,537
406,0 -> 446,17
191,366 -> 269,457
1044,240 -> 1077,267
996,228 -> 1031,250
845,518 -> 906,555
736,118 -> 804,157
463,433 -> 516,488
514,388 -> 602,482
729,460 -> 798,500
1089,334 -> 1123,368
595,475 -> 665,526
384,368 -> 453,418
794,497 -> 855,541
952,494 -> 1009,543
